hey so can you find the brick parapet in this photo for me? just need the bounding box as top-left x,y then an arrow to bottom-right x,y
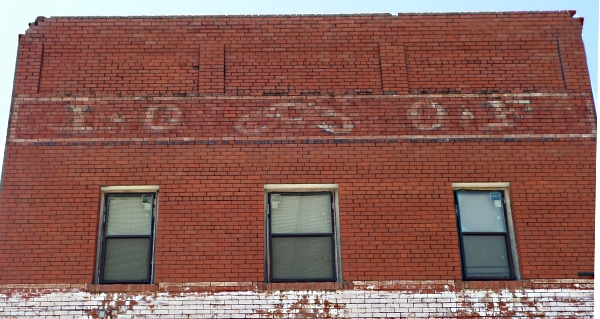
12,11 -> 593,97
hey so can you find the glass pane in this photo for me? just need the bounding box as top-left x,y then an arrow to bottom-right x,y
271,237 -> 334,280
271,193 -> 332,234
463,235 -> 511,278
103,238 -> 151,282
106,195 -> 153,235
457,191 -> 506,232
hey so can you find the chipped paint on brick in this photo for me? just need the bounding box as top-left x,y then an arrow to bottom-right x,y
7,93 -> 597,143
0,282 -> 593,318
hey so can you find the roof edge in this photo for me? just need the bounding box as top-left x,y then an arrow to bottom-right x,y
38,10 -> 576,19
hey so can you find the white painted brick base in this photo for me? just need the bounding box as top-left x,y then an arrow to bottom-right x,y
0,281 -> 593,318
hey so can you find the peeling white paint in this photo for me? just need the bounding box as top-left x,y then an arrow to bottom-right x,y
407,100 -> 446,130
505,100 -> 531,104
481,100 -> 517,129
143,105 -> 182,131
7,94 -> 597,143
234,102 -> 354,135
59,105 -> 95,133
0,287 -> 592,318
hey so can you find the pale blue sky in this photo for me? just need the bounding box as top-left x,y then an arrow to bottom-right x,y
0,0 -> 597,173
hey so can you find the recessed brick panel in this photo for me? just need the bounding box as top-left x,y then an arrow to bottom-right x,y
12,38 -> 43,95
405,38 -> 565,94
225,43 -> 382,95
38,38 -> 200,95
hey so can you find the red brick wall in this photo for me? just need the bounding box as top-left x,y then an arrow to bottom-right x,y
0,128 -> 595,283
0,12 -> 595,288
13,12 -> 592,97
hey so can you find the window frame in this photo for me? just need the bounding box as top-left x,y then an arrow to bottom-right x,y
96,186 -> 159,284
452,182 -> 520,281
264,184 -> 342,283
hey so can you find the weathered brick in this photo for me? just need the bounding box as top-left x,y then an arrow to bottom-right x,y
0,11 -> 595,318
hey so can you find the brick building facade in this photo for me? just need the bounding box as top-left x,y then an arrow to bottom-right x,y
0,11 -> 595,318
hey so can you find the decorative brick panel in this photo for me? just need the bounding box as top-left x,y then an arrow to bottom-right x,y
12,39 -> 43,95
11,12 -> 593,98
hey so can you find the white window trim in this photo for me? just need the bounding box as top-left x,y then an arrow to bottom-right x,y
452,182 -> 520,280
264,184 -> 342,282
95,185 -> 159,284
101,185 -> 160,193
452,182 -> 510,189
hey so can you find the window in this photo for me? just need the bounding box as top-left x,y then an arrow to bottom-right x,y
453,183 -> 518,280
97,186 -> 158,284
265,184 -> 341,282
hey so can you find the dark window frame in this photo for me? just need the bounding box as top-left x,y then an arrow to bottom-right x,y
454,190 -> 516,281
267,191 -> 338,282
98,192 -> 156,284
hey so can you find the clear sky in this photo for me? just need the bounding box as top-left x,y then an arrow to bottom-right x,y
0,0 -> 597,175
